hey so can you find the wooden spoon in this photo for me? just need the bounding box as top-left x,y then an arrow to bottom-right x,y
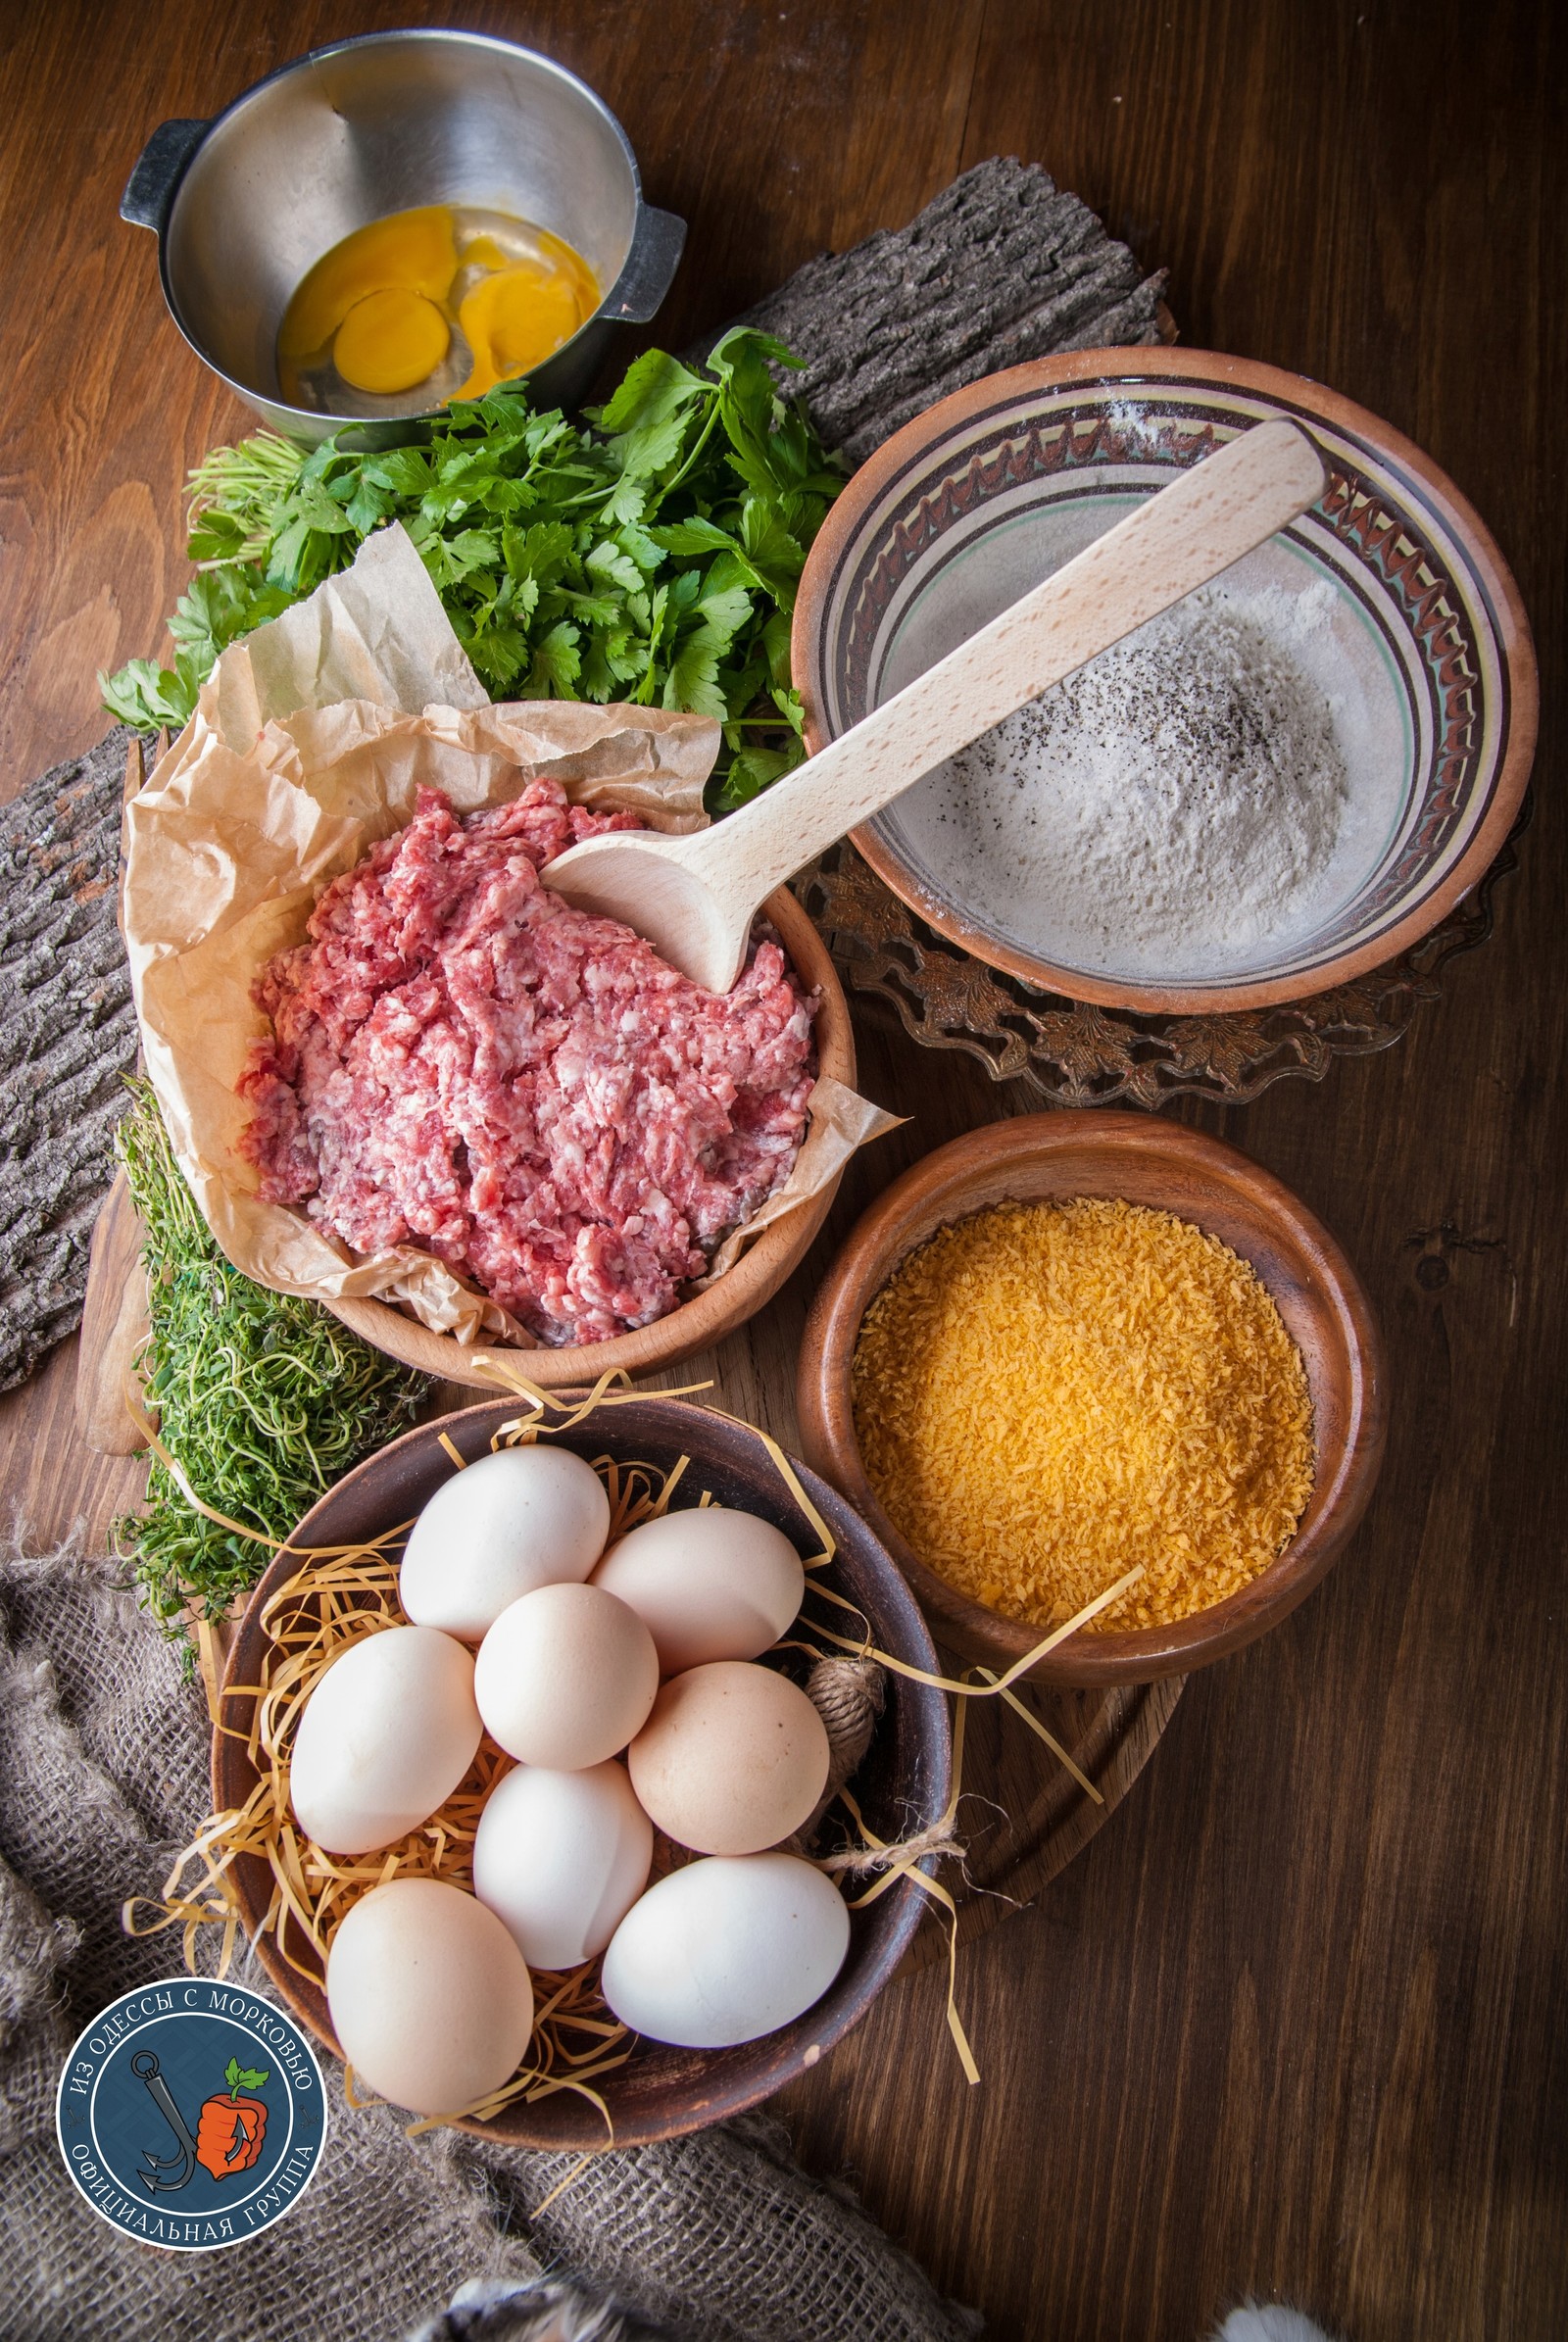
546,415 -> 1327,993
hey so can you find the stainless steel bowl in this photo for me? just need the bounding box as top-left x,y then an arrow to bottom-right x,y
121,30 -> 686,443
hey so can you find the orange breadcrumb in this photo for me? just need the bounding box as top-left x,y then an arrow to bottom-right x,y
851,1197 -> 1315,1634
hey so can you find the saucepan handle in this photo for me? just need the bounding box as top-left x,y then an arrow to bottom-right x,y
606,205 -> 687,323
121,119 -> 210,231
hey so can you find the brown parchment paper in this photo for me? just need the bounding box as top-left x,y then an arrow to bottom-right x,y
122,524 -> 896,1346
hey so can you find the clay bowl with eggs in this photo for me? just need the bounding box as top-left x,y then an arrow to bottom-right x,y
215,1395 -> 950,2149
793,348 -> 1537,1014
795,1111 -> 1388,1688
321,886 -> 854,1389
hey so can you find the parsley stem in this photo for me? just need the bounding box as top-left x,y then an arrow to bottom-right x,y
651,396 -> 725,510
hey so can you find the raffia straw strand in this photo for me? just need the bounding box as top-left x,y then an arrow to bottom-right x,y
804,1558 -> 1138,2074
969,1667 -> 1103,1803
530,2154 -> 598,2218
834,1693 -> 979,2083
802,1562 -> 1147,1697
722,1412 -> 837,1569
466,1356 -> 714,1431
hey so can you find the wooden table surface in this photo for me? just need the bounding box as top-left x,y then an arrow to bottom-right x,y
2,3 -> 1562,2336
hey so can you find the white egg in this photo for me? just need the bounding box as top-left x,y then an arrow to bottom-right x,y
325,1878 -> 534,2117
591,1505 -> 806,1675
473,1583 -> 660,1770
473,1759 -> 653,1970
289,1625 -> 481,1855
400,1445 -> 611,1639
600,1852 -> 851,2048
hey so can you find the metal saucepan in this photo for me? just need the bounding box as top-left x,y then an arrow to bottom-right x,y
121,29 -> 686,443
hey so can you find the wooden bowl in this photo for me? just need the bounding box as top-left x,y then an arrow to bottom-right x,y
793,348 -> 1538,1014
323,885 -> 855,1388
796,1112 -> 1387,1686
215,1395 -> 950,2148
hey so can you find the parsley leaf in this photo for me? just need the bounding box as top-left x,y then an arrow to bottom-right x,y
716,744 -> 795,809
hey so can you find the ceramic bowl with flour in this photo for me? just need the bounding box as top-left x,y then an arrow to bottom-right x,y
793,350 -> 1537,1012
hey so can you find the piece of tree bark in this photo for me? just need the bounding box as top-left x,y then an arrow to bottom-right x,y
714,157 -> 1167,463
0,727 -> 138,1392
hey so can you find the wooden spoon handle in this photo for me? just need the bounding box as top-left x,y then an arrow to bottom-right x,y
689,417 -> 1326,913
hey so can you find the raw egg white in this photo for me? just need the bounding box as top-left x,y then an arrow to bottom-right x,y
590,1506 -> 806,1675
600,1852 -> 851,2048
627,1660 -> 830,1854
400,1445 -> 611,1640
474,1584 -> 659,1770
325,1878 -> 534,2117
289,1626 -> 481,1855
473,1759 -> 654,1970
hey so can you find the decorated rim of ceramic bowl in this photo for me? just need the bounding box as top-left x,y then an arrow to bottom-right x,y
794,349 -> 1538,1015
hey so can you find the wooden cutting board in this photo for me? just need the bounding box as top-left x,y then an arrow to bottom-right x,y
903,1671 -> 1182,1967
74,1168 -> 148,1455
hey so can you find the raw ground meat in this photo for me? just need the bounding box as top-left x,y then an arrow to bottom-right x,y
238,782 -> 817,1344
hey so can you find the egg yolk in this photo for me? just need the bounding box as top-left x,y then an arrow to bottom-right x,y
456,262 -> 588,398
459,233 -> 511,271
333,289 -> 452,395
277,206 -> 460,363
277,204 -> 599,410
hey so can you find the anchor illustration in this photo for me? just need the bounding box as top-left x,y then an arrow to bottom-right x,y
130,2050 -> 270,2192
129,2050 -> 200,2193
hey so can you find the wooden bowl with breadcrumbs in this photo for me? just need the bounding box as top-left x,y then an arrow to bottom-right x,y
796,1112 -> 1387,1686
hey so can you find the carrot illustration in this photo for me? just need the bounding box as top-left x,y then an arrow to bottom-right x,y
194,2056 -> 270,2178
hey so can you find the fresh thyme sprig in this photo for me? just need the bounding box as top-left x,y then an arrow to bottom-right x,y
112,1080 -> 426,1636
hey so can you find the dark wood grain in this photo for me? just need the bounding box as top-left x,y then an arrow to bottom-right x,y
0,3 -> 1563,2338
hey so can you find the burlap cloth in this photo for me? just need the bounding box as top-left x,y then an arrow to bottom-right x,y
0,1539 -> 978,2342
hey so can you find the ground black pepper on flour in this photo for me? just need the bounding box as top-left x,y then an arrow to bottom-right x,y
902,582 -> 1355,979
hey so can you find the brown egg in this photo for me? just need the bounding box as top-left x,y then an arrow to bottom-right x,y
627,1661 -> 830,1855
325,1878 -> 533,2117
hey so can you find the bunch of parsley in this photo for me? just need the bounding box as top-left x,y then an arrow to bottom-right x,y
102,328 -> 842,808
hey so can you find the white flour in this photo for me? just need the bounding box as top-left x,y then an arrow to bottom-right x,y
896,580 -> 1362,980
